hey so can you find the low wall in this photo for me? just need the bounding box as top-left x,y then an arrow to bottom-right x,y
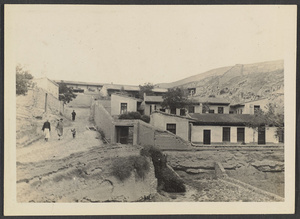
138,122 -> 155,146
93,101 -> 114,142
137,121 -> 191,150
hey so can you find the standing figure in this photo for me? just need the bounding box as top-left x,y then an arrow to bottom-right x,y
71,128 -> 76,138
56,118 -> 64,140
71,110 -> 76,121
42,120 -> 51,142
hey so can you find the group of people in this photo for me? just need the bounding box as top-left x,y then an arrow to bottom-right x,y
42,110 -> 76,142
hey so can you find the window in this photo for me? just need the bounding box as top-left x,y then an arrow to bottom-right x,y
188,88 -> 196,96
229,111 -> 234,114
254,105 -> 260,114
170,108 -> 176,114
180,109 -> 186,116
218,107 -> 224,114
222,127 -> 231,142
188,106 -> 195,113
166,124 -> 176,134
120,103 -> 127,114
160,108 -> 166,112
209,109 -> 214,114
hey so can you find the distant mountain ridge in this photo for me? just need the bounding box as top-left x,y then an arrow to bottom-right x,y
156,60 -> 284,105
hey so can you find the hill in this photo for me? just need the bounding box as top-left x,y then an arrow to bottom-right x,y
156,60 -> 284,105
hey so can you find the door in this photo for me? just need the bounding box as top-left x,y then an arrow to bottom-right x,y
117,127 -> 129,144
222,127 -> 230,142
237,128 -> 245,143
203,130 -> 211,145
258,126 -> 266,144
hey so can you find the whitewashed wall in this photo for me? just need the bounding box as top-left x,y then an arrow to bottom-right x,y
111,94 -> 137,116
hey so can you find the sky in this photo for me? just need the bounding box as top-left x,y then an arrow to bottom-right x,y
6,5 -> 293,86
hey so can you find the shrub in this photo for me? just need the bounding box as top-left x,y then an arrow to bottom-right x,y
97,128 -> 106,143
133,156 -> 150,179
111,155 -> 150,181
119,111 -> 141,120
140,145 -> 186,193
141,115 -> 150,123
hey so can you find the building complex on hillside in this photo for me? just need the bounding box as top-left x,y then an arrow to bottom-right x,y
53,78 -> 283,146
108,90 -> 283,146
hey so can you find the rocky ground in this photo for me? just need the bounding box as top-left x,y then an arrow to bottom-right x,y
165,150 -> 284,198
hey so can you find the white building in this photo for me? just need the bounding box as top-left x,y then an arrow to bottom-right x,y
150,111 -> 282,145
33,77 -> 59,99
230,98 -> 270,114
110,93 -> 143,116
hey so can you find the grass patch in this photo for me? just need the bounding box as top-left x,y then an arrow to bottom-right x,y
111,155 -> 150,181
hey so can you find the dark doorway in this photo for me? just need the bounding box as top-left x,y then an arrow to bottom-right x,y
237,128 -> 245,143
116,126 -> 134,144
258,126 -> 266,144
222,127 -> 230,142
203,130 -> 211,145
166,124 -> 176,135
188,123 -> 192,142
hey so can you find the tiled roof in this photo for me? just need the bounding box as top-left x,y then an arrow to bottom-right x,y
230,97 -> 269,106
103,84 -> 140,91
152,111 -> 195,120
111,92 -> 143,102
189,97 -> 230,105
53,80 -> 104,86
189,113 -> 264,126
144,96 -> 163,103
152,88 -> 168,93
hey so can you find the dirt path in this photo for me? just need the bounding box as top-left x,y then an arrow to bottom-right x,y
17,107 -> 101,163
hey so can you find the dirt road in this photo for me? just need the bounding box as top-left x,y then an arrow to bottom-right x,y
17,107 -> 101,163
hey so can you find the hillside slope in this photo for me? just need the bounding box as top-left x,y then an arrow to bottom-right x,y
157,60 -> 284,104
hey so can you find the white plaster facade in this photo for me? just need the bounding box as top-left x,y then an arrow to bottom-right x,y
150,112 -> 190,141
190,125 -> 279,144
150,112 -> 280,145
230,98 -> 271,114
33,77 -> 59,99
111,94 -> 141,116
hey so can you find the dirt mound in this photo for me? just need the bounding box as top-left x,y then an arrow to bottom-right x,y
17,146 -> 157,202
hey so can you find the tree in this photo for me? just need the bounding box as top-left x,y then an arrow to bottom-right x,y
161,87 -> 190,111
16,64 -> 33,95
139,83 -> 154,99
245,103 -> 284,142
58,83 -> 77,104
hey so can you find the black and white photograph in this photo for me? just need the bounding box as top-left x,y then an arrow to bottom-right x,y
4,4 -> 296,215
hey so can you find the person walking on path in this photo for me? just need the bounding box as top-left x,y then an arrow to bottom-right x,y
42,120 -> 51,142
71,110 -> 76,121
56,118 -> 64,140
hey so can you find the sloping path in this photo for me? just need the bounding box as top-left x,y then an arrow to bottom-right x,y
17,107 -> 101,163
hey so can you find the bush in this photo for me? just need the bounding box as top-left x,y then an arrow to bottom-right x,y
140,145 -> 186,193
140,145 -> 162,158
97,128 -> 106,143
111,155 -> 150,181
141,115 -> 150,123
119,111 -> 141,120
